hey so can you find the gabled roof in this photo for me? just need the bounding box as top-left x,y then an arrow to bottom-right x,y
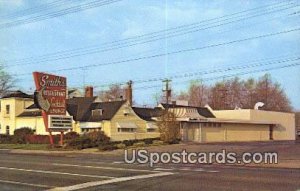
2,90 -> 33,99
132,107 -> 163,121
67,97 -> 126,122
67,97 -> 96,121
160,103 -> 215,118
88,100 -> 126,122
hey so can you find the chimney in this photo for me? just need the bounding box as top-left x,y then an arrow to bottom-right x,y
85,86 -> 93,97
126,80 -> 133,106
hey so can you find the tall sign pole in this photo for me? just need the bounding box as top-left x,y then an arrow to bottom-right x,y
33,72 -> 67,146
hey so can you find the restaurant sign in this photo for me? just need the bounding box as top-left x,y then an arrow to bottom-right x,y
33,72 -> 67,131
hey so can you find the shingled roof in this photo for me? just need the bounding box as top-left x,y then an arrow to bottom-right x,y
160,103 -> 215,118
132,107 -> 163,121
2,90 -> 33,99
67,97 -> 126,122
18,110 -> 42,117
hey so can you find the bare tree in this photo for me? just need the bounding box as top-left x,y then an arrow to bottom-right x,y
0,66 -> 14,97
157,111 -> 180,143
177,80 -> 209,107
176,74 -> 292,112
98,84 -> 125,102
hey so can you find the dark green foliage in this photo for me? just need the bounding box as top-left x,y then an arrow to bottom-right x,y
12,127 -> 34,144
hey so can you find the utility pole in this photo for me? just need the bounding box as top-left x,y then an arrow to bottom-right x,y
162,79 -> 172,110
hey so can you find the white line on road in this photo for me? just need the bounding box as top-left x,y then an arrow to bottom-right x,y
0,166 -> 115,179
52,163 -> 154,173
0,179 -> 52,188
47,172 -> 174,191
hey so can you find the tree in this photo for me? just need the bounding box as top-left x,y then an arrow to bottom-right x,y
175,74 -> 292,112
157,111 -> 180,144
0,66 -> 14,97
177,80 -> 209,107
254,74 -> 292,112
98,84 -> 125,102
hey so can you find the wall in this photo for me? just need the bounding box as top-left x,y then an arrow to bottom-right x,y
250,110 -> 295,140
212,109 -> 295,141
110,103 -> 160,141
0,98 -> 34,135
183,122 -> 270,142
15,117 -> 47,135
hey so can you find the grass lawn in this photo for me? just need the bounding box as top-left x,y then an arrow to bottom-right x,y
0,144 -> 50,150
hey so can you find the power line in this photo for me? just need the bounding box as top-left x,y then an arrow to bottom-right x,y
0,0 -> 122,29
1,1 -> 297,67
0,0 -> 69,19
13,27 -> 300,76
67,55 -> 299,88
133,62 -> 300,91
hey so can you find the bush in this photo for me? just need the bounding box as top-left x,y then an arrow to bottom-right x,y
24,134 -> 61,144
0,134 -> 12,144
122,139 -> 139,147
168,138 -> 180,144
64,131 -> 80,140
13,127 -> 34,144
98,144 -> 117,151
116,143 -> 126,149
66,136 -> 92,150
132,141 -> 146,148
25,135 -> 50,144
86,131 -> 110,147
143,138 -> 159,145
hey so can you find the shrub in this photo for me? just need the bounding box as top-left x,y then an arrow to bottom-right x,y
13,127 -> 34,144
0,134 -> 12,144
144,138 -> 154,145
86,131 -> 110,147
132,141 -> 146,148
98,144 -> 117,151
25,135 -> 50,144
116,143 -> 126,149
66,136 -> 92,150
64,131 -> 80,140
122,139 -> 139,147
168,138 -> 180,144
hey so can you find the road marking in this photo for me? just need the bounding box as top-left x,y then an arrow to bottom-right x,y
52,163 -> 154,173
112,161 -> 124,164
47,172 -> 173,191
154,168 -> 174,171
0,179 -> 52,188
0,166 -> 115,179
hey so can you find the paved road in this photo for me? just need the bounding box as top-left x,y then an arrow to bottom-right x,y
0,150 -> 299,191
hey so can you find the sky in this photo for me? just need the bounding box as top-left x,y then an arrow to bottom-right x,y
0,0 -> 299,110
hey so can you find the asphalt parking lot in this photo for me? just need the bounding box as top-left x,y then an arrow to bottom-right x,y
0,141 -> 299,191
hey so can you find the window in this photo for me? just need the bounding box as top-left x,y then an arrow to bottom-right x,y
92,109 -> 103,116
117,128 -> 136,133
6,105 -> 10,114
6,126 -> 9,135
147,128 -> 156,132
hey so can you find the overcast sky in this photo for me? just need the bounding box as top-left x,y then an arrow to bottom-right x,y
0,0 -> 299,109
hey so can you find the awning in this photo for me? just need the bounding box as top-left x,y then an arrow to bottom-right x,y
80,122 -> 102,129
117,122 -> 137,129
146,123 -> 158,129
